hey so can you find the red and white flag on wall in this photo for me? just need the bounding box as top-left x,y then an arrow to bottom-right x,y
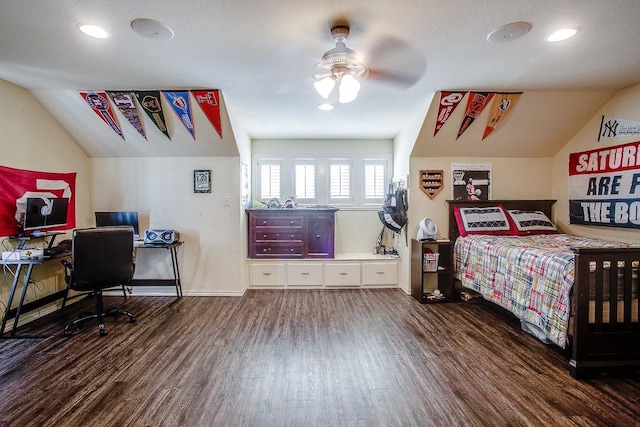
0,165 -> 76,237
482,92 -> 522,140
457,92 -> 494,140
192,90 -> 222,138
434,91 -> 467,136
79,91 -> 124,140
107,91 -> 147,140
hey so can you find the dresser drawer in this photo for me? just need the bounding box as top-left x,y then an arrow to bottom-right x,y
324,263 -> 361,287
287,263 -> 323,286
249,263 -> 285,287
253,231 -> 303,242
252,242 -> 303,258
362,262 -> 398,285
252,217 -> 303,228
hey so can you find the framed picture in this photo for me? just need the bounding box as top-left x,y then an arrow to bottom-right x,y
451,162 -> 491,201
194,169 -> 211,193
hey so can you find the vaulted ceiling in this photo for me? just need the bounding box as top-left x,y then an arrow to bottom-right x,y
1,1 -> 639,157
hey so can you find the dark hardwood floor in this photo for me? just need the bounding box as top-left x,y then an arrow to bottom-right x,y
1,289 -> 638,426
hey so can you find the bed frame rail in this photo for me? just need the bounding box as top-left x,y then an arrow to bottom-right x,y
570,247 -> 640,378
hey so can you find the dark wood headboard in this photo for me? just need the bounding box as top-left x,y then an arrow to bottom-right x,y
446,199 -> 557,242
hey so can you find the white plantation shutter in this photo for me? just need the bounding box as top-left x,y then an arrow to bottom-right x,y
253,154 -> 390,206
294,162 -> 316,199
330,162 -> 350,200
364,162 -> 386,201
259,162 -> 281,199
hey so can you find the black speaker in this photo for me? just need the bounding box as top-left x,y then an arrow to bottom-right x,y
144,229 -> 179,244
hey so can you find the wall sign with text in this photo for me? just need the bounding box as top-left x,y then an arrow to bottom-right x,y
568,140 -> 640,229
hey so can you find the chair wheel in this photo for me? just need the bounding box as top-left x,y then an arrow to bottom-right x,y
129,316 -> 136,323
99,326 -> 108,336
64,330 -> 73,337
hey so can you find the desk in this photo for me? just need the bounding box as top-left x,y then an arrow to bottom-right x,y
131,241 -> 183,298
0,252 -> 70,338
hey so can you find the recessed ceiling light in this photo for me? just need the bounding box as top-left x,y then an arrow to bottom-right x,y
487,22 -> 531,44
131,18 -> 174,41
77,24 -> 110,39
318,103 -> 334,111
546,27 -> 580,42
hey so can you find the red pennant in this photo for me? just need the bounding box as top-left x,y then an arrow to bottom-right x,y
192,90 -> 222,138
79,91 -> 124,140
434,91 -> 467,136
457,92 -> 495,139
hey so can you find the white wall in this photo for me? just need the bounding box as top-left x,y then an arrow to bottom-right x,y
0,79 -> 91,320
91,157 -> 243,295
552,83 -> 640,243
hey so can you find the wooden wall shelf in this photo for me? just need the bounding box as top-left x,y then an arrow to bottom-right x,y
419,170 -> 443,199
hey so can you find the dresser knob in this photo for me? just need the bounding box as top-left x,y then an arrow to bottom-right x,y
316,235 -> 320,238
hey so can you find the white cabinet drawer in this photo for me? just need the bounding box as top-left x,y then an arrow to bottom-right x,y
362,262 -> 398,285
287,263 -> 323,286
249,263 -> 285,287
325,263 -> 361,287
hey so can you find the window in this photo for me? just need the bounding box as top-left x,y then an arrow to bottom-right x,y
329,162 -> 351,203
258,161 -> 281,200
254,155 -> 390,207
294,162 -> 316,200
364,161 -> 386,201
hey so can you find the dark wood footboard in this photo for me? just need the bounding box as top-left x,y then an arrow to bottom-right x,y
570,247 -> 640,378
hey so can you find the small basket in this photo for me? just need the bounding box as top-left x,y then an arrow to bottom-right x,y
423,252 -> 440,272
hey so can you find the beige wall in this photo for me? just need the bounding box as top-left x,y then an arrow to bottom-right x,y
0,79 -> 91,319
409,157 -> 553,241
552,83 -> 640,243
90,157 -> 244,295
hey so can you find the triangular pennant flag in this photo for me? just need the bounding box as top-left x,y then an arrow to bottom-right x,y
107,91 -> 147,140
78,91 -> 124,140
134,90 -> 170,140
192,90 -> 222,138
163,91 -> 195,140
457,92 -> 495,139
482,92 -> 522,140
598,115 -> 640,141
434,91 -> 467,136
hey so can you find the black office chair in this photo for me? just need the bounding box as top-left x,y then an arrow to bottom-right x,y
61,226 -> 136,336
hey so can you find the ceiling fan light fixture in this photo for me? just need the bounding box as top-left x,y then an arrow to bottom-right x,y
338,74 -> 360,103
314,76 -> 336,99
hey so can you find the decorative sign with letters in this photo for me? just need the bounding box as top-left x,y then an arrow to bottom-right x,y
568,140 -> 640,229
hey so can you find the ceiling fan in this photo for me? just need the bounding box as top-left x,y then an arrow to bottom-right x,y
313,21 -> 427,104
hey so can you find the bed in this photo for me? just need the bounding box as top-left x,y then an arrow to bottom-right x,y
447,199 -> 640,378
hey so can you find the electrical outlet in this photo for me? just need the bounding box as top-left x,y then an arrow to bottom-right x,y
224,196 -> 231,206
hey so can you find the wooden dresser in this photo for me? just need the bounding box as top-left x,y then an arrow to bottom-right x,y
246,208 -> 338,259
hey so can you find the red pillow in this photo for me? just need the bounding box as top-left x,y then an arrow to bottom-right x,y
454,206 -> 514,237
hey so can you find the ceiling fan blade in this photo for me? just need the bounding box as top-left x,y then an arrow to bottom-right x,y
364,36 -> 427,88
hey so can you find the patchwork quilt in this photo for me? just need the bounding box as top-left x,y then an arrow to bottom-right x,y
454,234 -> 625,347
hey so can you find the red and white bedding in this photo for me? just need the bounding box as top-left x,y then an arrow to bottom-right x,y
454,234 -> 626,347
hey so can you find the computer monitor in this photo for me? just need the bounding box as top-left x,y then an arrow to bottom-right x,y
23,197 -> 70,232
95,211 -> 140,238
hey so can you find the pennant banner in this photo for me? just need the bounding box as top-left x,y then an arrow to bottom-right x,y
192,90 -> 222,138
457,92 -> 494,139
483,92 -> 522,140
598,115 -> 640,141
134,91 -> 170,140
107,91 -> 146,140
568,140 -> 640,229
0,165 -> 77,237
434,91 -> 467,136
163,91 -> 195,140
79,91 -> 124,140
